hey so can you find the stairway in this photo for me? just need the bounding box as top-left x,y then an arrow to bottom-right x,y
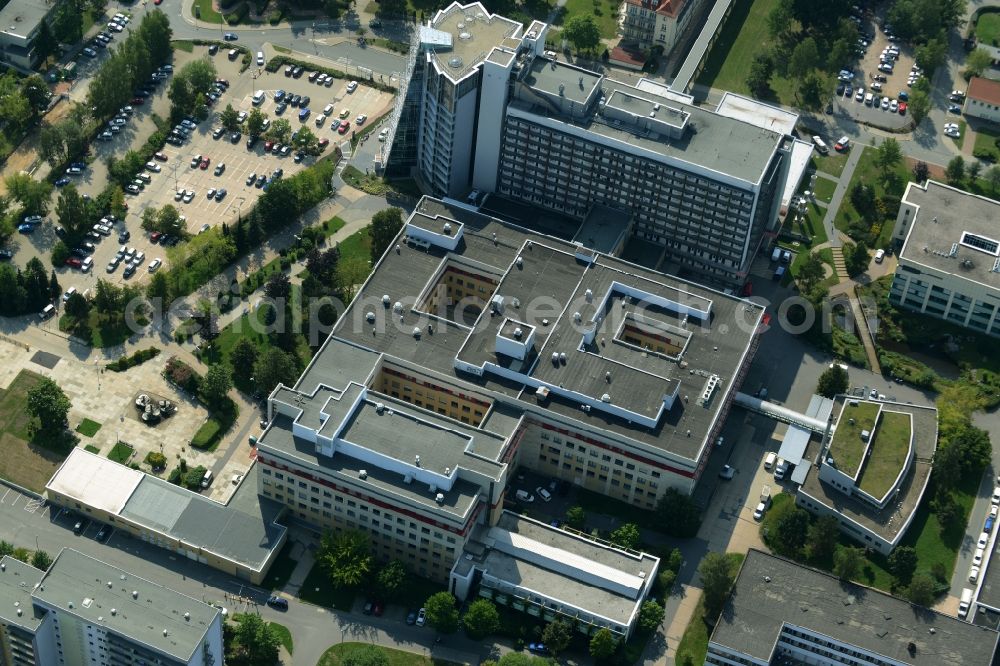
831,246 -> 846,279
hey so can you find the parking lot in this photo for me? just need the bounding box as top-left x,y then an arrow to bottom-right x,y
7,43 -> 393,297
832,11 -> 913,130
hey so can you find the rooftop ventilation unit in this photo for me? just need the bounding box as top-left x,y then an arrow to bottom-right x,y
573,311 -> 581,322
443,222 -> 452,234
448,56 -> 464,69
393,301 -> 403,313
600,393 -> 611,403
184,612 -> 190,621
413,327 -> 421,337
132,591 -> 138,599
458,31 -> 472,40
415,455 -> 421,466
382,294 -> 390,306
558,83 -> 565,96
515,256 -> 523,268
366,312 -> 375,323
359,470 -> 368,479
585,288 -> 593,302
435,493 -> 445,504
696,374 -> 720,407
513,327 -> 523,339
376,402 -> 385,414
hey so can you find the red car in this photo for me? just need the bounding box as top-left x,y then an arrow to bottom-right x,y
199,158 -> 210,169
264,140 -> 273,152
337,120 -> 350,135
898,101 -> 907,115
154,152 -> 168,161
65,257 -> 82,269
131,97 -> 145,105
318,137 -> 329,149
150,231 -> 162,243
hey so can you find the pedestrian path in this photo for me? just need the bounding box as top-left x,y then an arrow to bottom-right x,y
830,246 -> 846,278
820,147 -> 864,249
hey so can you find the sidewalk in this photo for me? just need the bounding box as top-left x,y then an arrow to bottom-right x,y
820,147 -> 864,249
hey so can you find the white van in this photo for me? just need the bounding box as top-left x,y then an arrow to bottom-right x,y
256,51 -> 264,66
323,103 -> 334,116
763,452 -> 777,470
959,588 -> 974,618
811,135 -> 829,155
39,304 -> 55,320
771,247 -> 781,262
874,248 -> 885,263
774,457 -> 788,480
252,90 -> 265,106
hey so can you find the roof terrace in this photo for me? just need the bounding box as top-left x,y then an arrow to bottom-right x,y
829,400 -> 880,478
857,410 -> 912,500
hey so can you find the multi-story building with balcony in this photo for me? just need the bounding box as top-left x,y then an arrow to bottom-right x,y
707,549 -> 998,666
619,0 -> 701,54
397,2 -> 798,287
888,180 -> 1000,338
0,0 -> 58,70
255,196 -> 763,633
0,549 -> 224,666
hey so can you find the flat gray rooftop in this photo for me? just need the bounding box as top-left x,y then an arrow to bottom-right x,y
711,549 -> 998,665
427,1 -> 521,82
511,75 -> 784,185
899,180 -> 1000,290
0,556 -> 44,632
572,205 -> 630,254
119,473 -> 286,571
35,549 -> 220,662
798,399 -> 937,542
0,0 -> 50,40
261,413 -> 483,521
523,57 -> 602,106
325,197 -> 763,462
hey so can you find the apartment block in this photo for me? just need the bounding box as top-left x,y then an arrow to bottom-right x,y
889,180 -> 1000,338
397,2 -> 797,286
619,0 -> 702,54
0,549 -> 224,666
708,550 -> 998,665
963,77 -> 1000,124
255,196 -> 761,633
0,0 -> 57,70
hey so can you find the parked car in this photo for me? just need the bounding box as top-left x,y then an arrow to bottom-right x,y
266,595 -> 289,611
535,487 -> 552,502
416,608 -> 426,626
528,643 -> 549,655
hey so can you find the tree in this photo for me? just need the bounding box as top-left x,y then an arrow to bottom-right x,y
342,645 -> 390,666
180,58 -> 218,95
370,208 -> 404,263
424,592 -> 460,634
253,347 -> 299,395
875,138 -> 902,181
265,117 -> 293,144
6,173 -> 52,215
541,620 -> 572,656
766,0 -> 793,38
789,37 -> 820,79
39,124 -> 68,167
565,505 -> 586,529
966,48 -> 993,78
915,37 -> 947,73
65,292 -> 91,321
799,73 -> 825,109
833,545 -> 863,580
562,15 -> 601,54
987,165 -> 1000,194
888,546 -> 918,584
699,552 -> 735,619
908,89 -> 931,125
969,160 -> 982,182
55,185 -> 88,244
826,38 -> 852,73
264,271 -> 292,301
247,108 -> 267,139
138,10 -> 173,66
912,161 -> 930,184
797,253 -> 825,292
26,378 -> 71,433
318,529 -> 372,589
772,507 -> 810,556
850,183 -> 876,219
946,155 -> 966,185
746,53 -> 774,97
907,573 -> 936,606
609,523 -> 641,550
376,559 -> 407,597
816,365 -> 849,398
655,487 -> 701,537
230,338 -> 259,385
234,612 -> 280,666
167,76 -> 194,119
845,241 -> 870,277
30,550 -> 52,571
50,0 -> 83,44
48,271 -> 61,302
638,599 -> 665,632
200,364 -> 232,407
462,599 -> 501,639
806,514 -> 840,564
589,627 -> 617,660
0,263 -> 26,315
220,104 -> 241,132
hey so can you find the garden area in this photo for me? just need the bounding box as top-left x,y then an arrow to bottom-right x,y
674,552 -> 744,666
974,8 -> 1000,47
833,144 -> 910,249
0,370 -> 77,493
973,124 -> 1000,163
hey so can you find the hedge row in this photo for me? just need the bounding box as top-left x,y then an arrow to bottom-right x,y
107,347 -> 161,372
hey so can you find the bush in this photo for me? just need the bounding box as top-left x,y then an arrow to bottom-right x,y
191,418 -> 222,449
973,148 -> 998,163
268,10 -> 282,24
183,465 -> 208,490
144,450 -> 167,471
164,356 -> 202,393
224,3 -> 249,23
168,467 -> 182,485
107,347 -> 161,372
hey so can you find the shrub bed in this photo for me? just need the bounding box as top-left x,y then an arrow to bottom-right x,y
107,347 -> 161,372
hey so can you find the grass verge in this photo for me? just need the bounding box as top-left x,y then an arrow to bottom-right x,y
298,561 -> 357,610
190,0 -> 224,23
833,145 -> 909,248
269,622 -> 293,655
674,553 -> 744,666
107,441 -> 134,464
75,418 -> 102,437
318,643 -> 461,666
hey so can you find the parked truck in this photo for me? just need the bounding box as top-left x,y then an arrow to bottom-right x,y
760,484 -> 772,508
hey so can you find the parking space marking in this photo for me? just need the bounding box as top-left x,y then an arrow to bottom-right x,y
24,498 -> 45,514
9,493 -> 21,508
1,488 -> 10,504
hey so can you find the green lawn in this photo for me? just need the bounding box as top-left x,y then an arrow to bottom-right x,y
84,444 -> 100,454
173,40 -> 194,53
337,226 -> 374,268
833,145 -> 909,248
674,553 -> 745,666
974,124 -> 1000,162
75,418 -> 102,438
829,401 -> 880,478
318,643 -> 460,666
810,152 -> 850,178
811,176 -> 837,203
298,561 -> 357,610
269,622 -> 293,655
857,411 -> 912,499
0,370 -> 76,492
782,198 -> 829,247
976,9 -> 1000,46
558,0 -> 619,39
107,441 -> 135,464
190,0 -> 224,23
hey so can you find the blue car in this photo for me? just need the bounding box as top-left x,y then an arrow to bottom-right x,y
274,89 -> 285,102
987,516 -> 995,533
54,177 -> 71,187
298,107 -> 310,121
17,223 -> 35,234
528,643 -> 549,655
